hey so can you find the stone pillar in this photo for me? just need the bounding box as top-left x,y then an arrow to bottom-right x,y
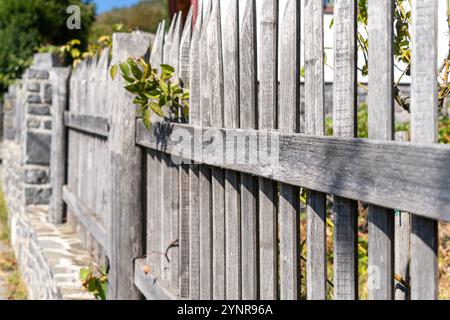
22,53 -> 60,206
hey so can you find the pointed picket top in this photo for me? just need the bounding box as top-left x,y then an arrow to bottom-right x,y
154,20 -> 166,68
199,0 -> 213,127
164,13 -> 178,64
97,47 -> 110,76
239,0 -> 257,130
170,11 -> 183,78
222,0 -> 239,129
150,22 -> 162,65
179,6 -> 194,86
189,1 -> 204,125
207,0 -> 224,127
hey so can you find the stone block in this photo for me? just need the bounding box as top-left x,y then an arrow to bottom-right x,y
25,132 -> 51,165
26,69 -> 49,80
27,118 -> 41,129
28,105 -> 50,116
25,187 -> 51,205
27,94 -> 42,104
32,53 -> 61,69
27,82 -> 40,93
43,84 -> 52,104
44,120 -> 52,130
25,168 -> 49,184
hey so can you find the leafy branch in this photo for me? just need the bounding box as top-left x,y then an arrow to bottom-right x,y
110,58 -> 189,128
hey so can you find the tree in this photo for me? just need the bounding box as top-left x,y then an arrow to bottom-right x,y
0,0 -> 94,94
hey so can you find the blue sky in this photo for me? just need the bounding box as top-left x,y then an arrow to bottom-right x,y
93,0 -> 141,14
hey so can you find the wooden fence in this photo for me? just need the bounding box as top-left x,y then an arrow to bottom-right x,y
50,0 -> 449,300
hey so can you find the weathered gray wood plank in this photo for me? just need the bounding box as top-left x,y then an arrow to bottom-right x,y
239,0 -> 258,300
108,32 -> 151,299
304,0 -> 327,301
223,0 -> 241,300
333,0 -> 358,300
258,0 -> 278,300
147,22 -> 165,281
207,0 -> 226,300
367,0 -> 395,300
188,2 -> 202,300
64,112 -> 109,138
394,131 -> 410,300
136,120 -> 450,222
410,0 -> 439,301
50,67 -> 71,223
278,0 -> 300,301
134,258 -> 181,300
199,0 -> 213,300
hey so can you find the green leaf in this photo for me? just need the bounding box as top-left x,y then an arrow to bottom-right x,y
120,62 -> 131,78
80,268 -> 90,281
160,64 -> 174,73
149,102 -> 165,118
128,58 -> 143,80
142,108 -> 152,128
110,64 -> 118,80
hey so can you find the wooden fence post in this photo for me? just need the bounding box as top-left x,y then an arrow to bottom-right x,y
50,67 -> 71,223
109,31 -> 152,300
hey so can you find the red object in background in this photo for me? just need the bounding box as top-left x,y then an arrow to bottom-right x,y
169,0 -> 199,26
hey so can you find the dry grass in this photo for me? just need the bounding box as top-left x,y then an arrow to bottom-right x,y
0,183 -> 27,300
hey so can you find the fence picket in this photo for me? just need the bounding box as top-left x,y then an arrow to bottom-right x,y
304,0 -> 327,300
147,22 -> 165,280
188,2 -> 202,300
207,0 -> 226,300
394,132 -> 410,300
258,0 -> 278,300
199,0 -> 213,300
410,0 -> 439,300
367,0 -> 395,300
239,0 -> 258,300
278,0 -> 300,300
333,0 -> 358,300
222,0 -> 241,301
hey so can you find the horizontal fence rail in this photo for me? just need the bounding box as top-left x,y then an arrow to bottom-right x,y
136,120 -> 450,222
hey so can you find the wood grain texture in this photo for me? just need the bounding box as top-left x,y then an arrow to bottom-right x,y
134,258 -> 181,300
333,0 -> 358,300
188,1 -> 202,300
136,121 -> 450,223
207,0 -> 226,300
108,32 -> 151,300
222,0 -> 241,301
410,0 -> 439,300
394,132 -> 411,300
304,0 -> 327,300
278,0 -> 300,301
367,0 -> 394,300
258,0 -> 278,301
239,0 -> 258,300
199,0 -> 213,300
176,7 -> 193,298
49,67 -> 71,224
147,22 -> 165,280
64,112 -> 110,137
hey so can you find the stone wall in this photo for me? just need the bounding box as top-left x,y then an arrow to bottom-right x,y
1,53 -> 93,300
